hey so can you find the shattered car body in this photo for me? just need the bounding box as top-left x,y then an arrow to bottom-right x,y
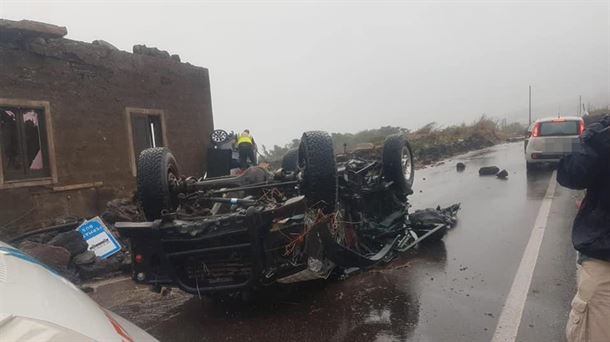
116,131 -> 459,296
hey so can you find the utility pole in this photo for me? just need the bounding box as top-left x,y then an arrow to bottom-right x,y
529,86 -> 532,125
579,95 -> 582,116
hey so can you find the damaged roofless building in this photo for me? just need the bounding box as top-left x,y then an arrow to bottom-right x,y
0,19 -> 214,239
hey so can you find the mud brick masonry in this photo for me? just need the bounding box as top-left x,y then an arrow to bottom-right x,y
0,19 -> 214,238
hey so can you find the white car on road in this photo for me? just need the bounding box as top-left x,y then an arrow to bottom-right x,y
525,116 -> 584,171
0,241 -> 158,342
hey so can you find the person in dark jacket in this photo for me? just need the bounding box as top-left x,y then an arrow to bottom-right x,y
557,115 -> 610,342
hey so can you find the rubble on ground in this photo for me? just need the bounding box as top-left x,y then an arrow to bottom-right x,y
479,166 -> 509,179
101,197 -> 143,224
48,230 -> 88,256
496,169 -> 509,179
479,166 -> 500,176
18,241 -> 71,270
410,204 -> 461,228
11,197 -> 143,283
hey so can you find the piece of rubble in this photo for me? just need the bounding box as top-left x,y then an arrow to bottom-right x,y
410,203 -> 461,228
92,39 -> 118,50
48,230 -> 88,256
479,166 -> 500,176
77,253 -> 125,280
0,19 -> 67,39
72,250 -> 96,265
496,169 -> 509,179
102,198 -> 142,224
18,241 -> 71,269
456,162 -> 466,172
133,44 -> 171,59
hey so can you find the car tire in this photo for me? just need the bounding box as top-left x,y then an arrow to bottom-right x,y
526,161 -> 535,173
281,148 -> 299,172
383,134 -> 415,196
209,129 -> 230,146
137,147 -> 180,220
298,131 -> 337,213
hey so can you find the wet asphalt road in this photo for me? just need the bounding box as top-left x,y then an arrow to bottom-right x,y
92,142 -> 579,342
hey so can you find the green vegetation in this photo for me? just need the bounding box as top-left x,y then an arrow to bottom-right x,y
261,116 -> 526,165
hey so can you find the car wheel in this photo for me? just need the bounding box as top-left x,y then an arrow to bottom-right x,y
137,147 -> 180,220
526,161 -> 536,173
281,148 -> 299,172
298,131 -> 337,213
209,129 -> 229,146
383,134 -> 415,196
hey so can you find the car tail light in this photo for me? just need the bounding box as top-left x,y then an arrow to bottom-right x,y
531,122 -> 541,137
579,120 -> 585,135
135,254 -> 143,264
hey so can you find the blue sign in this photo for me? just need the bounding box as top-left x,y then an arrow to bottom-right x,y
77,217 -> 121,259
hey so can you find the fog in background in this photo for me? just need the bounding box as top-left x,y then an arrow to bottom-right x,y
2,0 -> 609,148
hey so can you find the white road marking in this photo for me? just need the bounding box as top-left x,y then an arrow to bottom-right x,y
491,171 -> 558,342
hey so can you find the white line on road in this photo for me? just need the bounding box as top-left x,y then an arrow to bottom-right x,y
491,171 -> 558,342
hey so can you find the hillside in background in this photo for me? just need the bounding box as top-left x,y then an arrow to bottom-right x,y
261,116 -> 526,166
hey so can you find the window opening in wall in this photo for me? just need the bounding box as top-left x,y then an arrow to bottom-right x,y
0,106 -> 51,181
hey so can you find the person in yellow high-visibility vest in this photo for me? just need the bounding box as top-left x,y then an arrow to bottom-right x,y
236,129 -> 257,170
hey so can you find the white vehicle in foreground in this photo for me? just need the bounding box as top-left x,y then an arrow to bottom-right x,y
0,241 -> 157,342
525,116 -> 585,171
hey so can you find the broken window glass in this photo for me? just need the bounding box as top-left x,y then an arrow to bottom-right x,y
0,106 -> 50,181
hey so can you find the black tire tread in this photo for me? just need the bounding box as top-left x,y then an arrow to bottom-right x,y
383,134 -> 414,195
137,147 -> 178,220
299,131 -> 337,213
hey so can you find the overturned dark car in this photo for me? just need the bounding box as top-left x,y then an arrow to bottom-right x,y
116,131 -> 459,296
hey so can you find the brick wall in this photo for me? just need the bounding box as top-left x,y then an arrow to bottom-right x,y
0,22 -> 214,238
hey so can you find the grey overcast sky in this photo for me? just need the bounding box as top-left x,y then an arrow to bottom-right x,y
1,1 -> 609,148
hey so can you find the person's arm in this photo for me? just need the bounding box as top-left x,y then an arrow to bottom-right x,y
557,146 -> 602,190
557,121 -> 609,190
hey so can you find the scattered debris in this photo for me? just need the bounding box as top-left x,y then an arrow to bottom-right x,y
116,132 -> 461,297
496,169 -> 509,179
456,162 -> 466,172
478,166 -> 500,176
73,250 -> 96,265
48,230 -> 88,257
410,204 -> 461,229
18,241 -> 71,270
76,253 -> 127,281
11,216 -> 131,283
101,198 -> 143,224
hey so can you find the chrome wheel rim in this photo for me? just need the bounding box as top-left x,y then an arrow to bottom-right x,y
402,146 -> 413,182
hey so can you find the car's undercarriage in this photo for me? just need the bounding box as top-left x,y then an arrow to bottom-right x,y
116,131 -> 459,296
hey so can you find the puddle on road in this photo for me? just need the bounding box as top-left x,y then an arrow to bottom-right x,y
89,241 -> 449,342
